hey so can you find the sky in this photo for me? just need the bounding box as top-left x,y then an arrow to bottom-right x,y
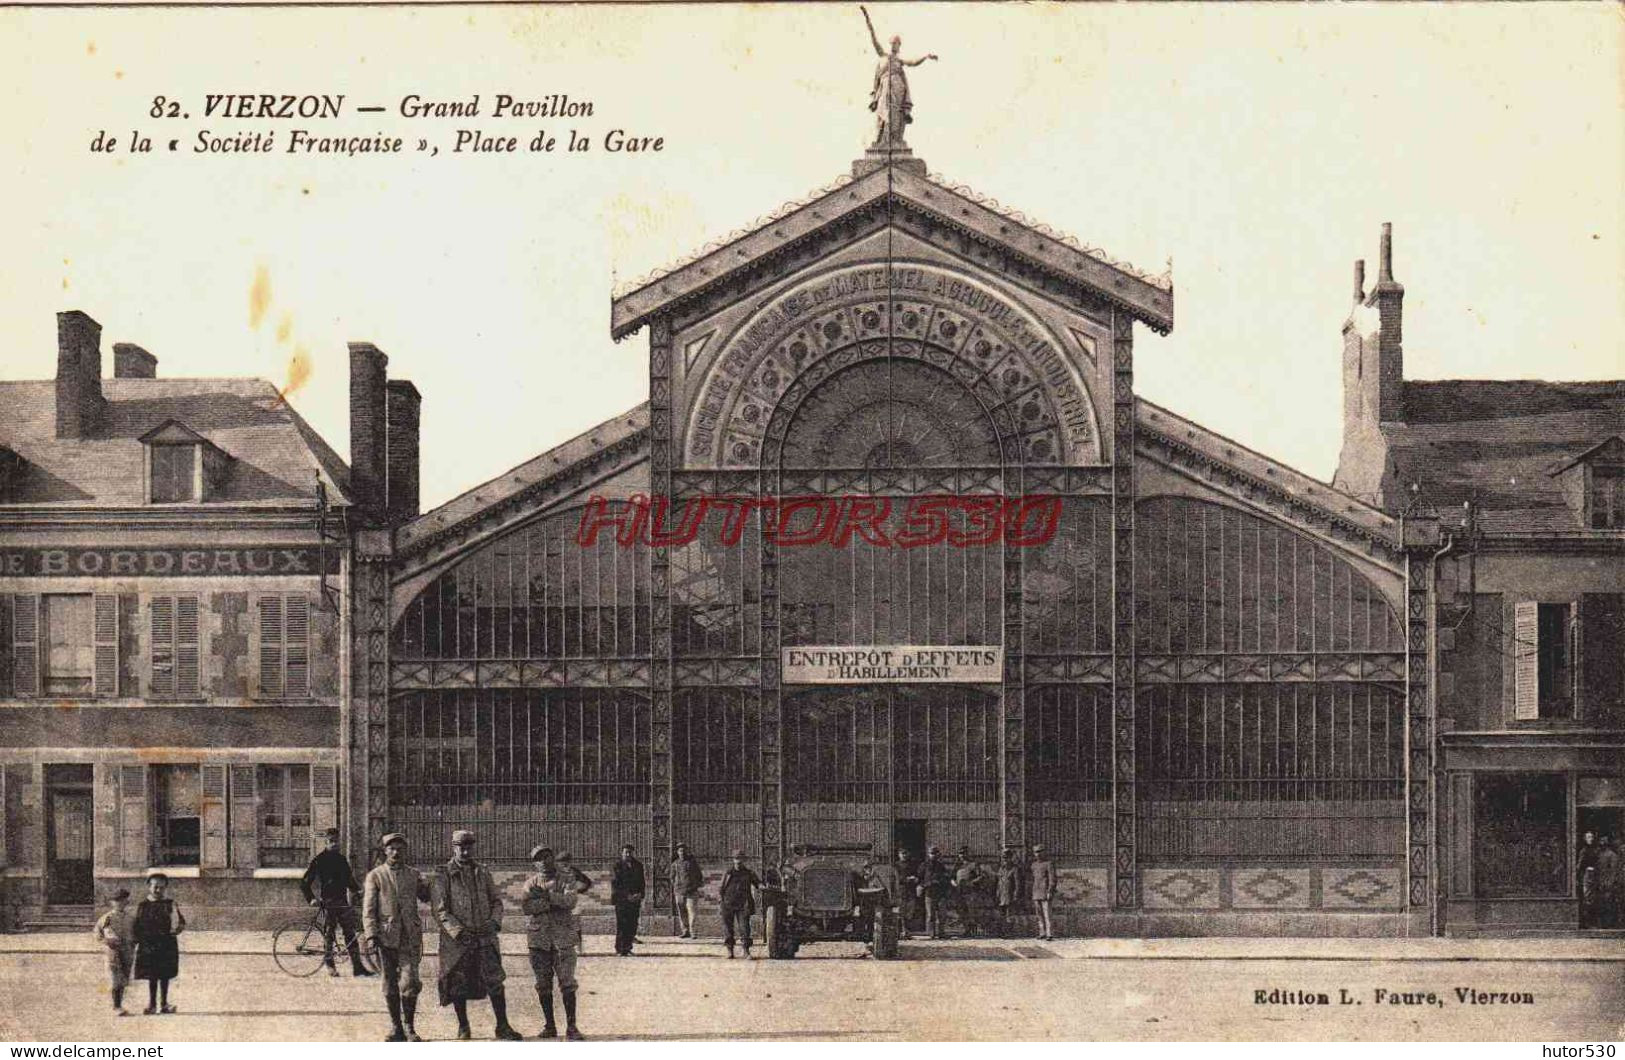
1,3 -> 1620,511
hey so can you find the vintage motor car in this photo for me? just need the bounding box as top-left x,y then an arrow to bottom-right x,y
760,843 -> 901,960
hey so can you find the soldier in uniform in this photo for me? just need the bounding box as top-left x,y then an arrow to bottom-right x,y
431,830 -> 523,1041
363,833 -> 428,1042
521,846 -> 585,1040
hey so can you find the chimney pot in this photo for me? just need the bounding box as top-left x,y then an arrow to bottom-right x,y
113,342 -> 158,379
1353,259 -> 1366,303
1379,222 -> 1394,282
55,310 -> 105,439
349,342 -> 389,522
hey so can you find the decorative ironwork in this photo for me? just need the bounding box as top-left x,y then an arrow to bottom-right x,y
650,317 -> 675,911
1405,553 -> 1433,910
1110,309 -> 1137,909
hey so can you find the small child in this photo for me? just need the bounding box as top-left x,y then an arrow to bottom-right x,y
132,872 -> 185,1015
93,888 -> 135,1016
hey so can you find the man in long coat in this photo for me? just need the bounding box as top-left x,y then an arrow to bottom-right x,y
1030,844 -> 1058,941
363,833 -> 428,1041
430,830 -> 522,1041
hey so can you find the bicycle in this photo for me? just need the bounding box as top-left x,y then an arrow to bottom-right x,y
272,903 -> 377,978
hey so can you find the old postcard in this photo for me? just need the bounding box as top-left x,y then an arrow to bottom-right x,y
0,1 -> 1621,1045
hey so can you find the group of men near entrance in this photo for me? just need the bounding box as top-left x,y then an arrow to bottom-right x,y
891,844 -> 1060,941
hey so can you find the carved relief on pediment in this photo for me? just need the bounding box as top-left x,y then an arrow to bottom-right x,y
682,261 -> 1101,469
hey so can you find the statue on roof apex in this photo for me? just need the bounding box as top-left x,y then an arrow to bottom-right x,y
862,6 -> 937,153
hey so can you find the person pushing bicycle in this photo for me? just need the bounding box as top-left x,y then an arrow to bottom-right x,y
300,827 -> 375,978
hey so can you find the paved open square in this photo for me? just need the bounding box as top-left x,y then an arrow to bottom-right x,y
1,933 -> 1620,1042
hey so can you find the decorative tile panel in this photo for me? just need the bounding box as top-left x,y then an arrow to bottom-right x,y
1141,867 -> 1219,910
1231,868 -> 1311,910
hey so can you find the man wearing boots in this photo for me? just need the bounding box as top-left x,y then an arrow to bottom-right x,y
520,846 -> 585,1041
363,833 -> 429,1041
718,849 -> 761,959
431,830 -> 523,1041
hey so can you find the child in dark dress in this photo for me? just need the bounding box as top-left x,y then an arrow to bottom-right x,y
132,873 -> 186,1015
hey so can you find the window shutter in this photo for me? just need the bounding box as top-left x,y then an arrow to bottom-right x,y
309,764 -> 337,857
229,765 -> 259,869
150,596 -> 175,697
285,596 -> 310,698
93,595 -> 119,698
13,594 -> 39,697
258,596 -> 284,698
176,595 -> 200,698
1513,600 -> 1540,720
1578,593 -> 1625,723
119,765 -> 149,869
200,763 -> 228,867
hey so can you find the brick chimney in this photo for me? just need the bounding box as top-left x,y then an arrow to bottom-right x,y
1370,223 -> 1405,424
384,379 -> 421,524
55,310 -> 105,439
113,342 -> 158,379
1333,225 -> 1407,506
348,342 -> 389,523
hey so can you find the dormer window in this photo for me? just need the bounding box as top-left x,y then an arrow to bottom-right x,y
150,443 -> 199,502
1551,436 -> 1624,531
139,420 -> 230,504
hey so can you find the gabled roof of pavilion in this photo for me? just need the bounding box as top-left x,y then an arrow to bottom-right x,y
610,162 -> 1175,341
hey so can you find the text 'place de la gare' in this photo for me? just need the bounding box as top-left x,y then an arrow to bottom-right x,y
1,49 -> 1621,943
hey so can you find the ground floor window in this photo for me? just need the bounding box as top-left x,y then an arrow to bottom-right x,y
258,764 -> 312,867
1473,772 -> 1568,898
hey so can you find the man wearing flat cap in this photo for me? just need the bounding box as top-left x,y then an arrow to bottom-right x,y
300,826 -> 372,978
364,833 -> 429,1041
520,846 -> 585,1040
431,830 -> 522,1041
718,849 -> 761,959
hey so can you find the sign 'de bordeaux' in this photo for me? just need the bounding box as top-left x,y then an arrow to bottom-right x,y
783,645 -> 1003,684
0,546 -> 337,578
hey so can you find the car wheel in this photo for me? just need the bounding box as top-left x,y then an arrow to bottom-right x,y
765,904 -> 793,959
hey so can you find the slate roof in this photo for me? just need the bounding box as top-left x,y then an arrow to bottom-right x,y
0,377 -> 350,508
1384,380 -> 1624,533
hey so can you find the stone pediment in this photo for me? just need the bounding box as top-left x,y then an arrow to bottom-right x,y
611,164 -> 1174,341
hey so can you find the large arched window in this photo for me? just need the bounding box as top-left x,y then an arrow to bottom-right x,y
775,359 -> 1008,647
393,505 -> 651,660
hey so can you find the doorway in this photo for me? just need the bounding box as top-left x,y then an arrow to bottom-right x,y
45,765 -> 94,906
894,818 -> 927,861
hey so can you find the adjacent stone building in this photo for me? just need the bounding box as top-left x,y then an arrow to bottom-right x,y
1333,233 -> 1624,935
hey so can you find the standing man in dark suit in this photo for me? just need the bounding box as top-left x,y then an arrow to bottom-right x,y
610,844 -> 645,956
